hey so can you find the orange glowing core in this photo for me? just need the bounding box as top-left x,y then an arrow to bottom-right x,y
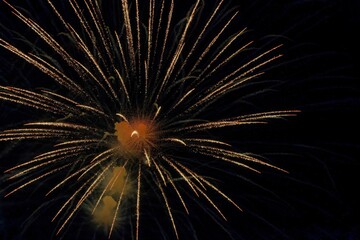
114,120 -> 155,155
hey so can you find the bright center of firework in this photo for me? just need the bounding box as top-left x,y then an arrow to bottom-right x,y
114,119 -> 155,155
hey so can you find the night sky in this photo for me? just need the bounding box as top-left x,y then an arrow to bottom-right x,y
1,0 -> 360,239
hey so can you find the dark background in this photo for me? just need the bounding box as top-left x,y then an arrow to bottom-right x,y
1,0 -> 360,239
226,0 -> 360,239
227,0 -> 360,239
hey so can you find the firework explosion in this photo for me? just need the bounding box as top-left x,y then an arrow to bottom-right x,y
0,0 -> 299,239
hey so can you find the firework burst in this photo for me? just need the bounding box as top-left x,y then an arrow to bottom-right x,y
1,0 -> 299,239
